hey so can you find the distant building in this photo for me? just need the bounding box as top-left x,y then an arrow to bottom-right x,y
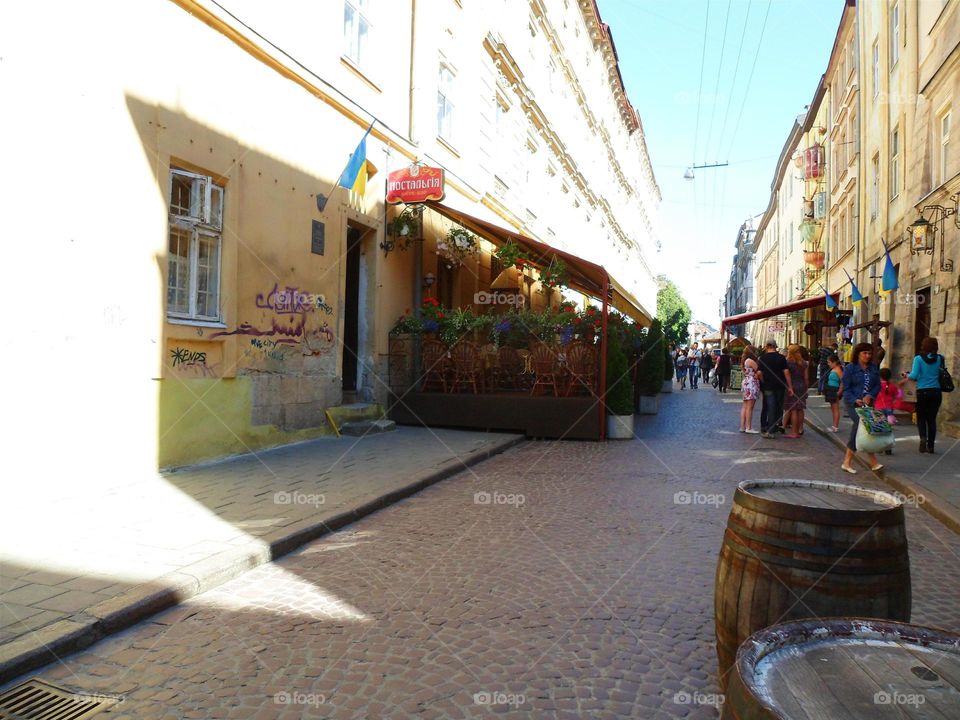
724,214 -> 762,339
687,320 -> 717,347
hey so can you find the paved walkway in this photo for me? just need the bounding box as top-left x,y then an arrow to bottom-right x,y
0,428 -> 522,682
802,390 -> 960,527
7,387 -> 960,718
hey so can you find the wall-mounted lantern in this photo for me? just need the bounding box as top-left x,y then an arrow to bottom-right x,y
907,194 -> 957,272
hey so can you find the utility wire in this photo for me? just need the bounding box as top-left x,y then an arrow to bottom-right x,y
715,0 -> 753,162
703,0 -> 733,162
723,0 -> 773,162
692,0 -> 712,164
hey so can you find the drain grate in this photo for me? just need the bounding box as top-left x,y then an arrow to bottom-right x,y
0,679 -> 121,719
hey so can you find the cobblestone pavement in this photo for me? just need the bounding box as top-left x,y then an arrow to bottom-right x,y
803,390 -> 960,512
13,388 -> 960,719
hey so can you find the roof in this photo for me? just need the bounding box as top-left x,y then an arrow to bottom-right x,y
426,201 -> 654,325
721,293 -> 839,332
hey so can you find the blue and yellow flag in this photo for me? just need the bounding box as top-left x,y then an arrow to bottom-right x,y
844,269 -> 865,306
880,243 -> 899,295
337,121 -> 374,195
825,291 -> 838,312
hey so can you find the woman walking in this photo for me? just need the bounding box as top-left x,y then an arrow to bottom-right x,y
739,345 -> 761,434
782,344 -> 809,438
716,348 -> 732,393
908,336 -> 946,453
675,350 -> 688,390
823,354 -> 843,432
840,343 -> 883,474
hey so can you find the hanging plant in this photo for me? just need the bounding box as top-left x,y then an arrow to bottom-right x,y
435,226 -> 479,268
387,207 -> 422,252
495,240 -> 530,269
538,257 -> 568,290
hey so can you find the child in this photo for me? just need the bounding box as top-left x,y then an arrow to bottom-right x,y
823,354 -> 843,432
875,367 -> 903,455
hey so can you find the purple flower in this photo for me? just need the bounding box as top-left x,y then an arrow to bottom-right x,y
495,320 -> 512,333
423,319 -> 439,333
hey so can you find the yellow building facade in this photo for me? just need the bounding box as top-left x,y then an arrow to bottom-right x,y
4,0 -> 660,471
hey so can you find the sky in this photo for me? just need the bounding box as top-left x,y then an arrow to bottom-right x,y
595,0 -> 844,328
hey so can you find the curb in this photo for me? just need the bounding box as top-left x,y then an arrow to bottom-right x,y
805,418 -> 960,536
0,435 -> 525,685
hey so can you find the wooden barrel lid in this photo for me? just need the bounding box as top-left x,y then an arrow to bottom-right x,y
734,619 -> 960,719
735,480 -> 904,526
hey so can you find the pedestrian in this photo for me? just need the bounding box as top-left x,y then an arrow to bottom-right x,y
818,343 -> 837,395
700,350 -> 713,385
840,342 -> 883,474
875,367 -> 902,456
688,343 -> 701,390
907,336 -> 947,454
823,353 -> 843,432
758,339 -> 793,439
782,344 -> 809,438
716,347 -> 732,394
675,350 -> 688,389
739,345 -> 760,433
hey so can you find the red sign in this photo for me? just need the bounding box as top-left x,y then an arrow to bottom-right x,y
386,164 -> 445,204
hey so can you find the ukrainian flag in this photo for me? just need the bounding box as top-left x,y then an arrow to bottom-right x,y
824,291 -> 838,312
844,269 -> 865,306
880,243 -> 899,295
338,121 -> 374,196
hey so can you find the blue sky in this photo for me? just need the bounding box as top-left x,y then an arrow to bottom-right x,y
595,0 -> 844,327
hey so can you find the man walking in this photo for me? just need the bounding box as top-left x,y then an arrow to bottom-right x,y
758,339 -> 793,438
687,343 -> 701,390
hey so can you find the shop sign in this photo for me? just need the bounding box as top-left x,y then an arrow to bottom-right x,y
386,164 -> 445,204
768,320 -> 785,333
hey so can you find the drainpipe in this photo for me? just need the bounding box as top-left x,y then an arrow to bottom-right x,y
408,0 -> 417,143
599,273 -> 609,441
854,0 -> 864,339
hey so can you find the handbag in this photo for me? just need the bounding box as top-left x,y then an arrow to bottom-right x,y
855,406 -> 894,453
940,355 -> 954,393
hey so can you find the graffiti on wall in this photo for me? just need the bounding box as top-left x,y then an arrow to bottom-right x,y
167,343 -> 222,378
255,284 -> 333,316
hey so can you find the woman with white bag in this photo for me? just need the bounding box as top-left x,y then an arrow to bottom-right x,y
840,343 -> 885,474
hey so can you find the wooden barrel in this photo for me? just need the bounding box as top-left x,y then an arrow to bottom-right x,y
722,619 -> 960,719
715,479 -> 911,690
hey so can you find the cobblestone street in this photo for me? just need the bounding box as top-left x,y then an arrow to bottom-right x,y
14,388 -> 960,718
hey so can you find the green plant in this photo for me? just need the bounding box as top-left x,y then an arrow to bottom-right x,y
437,225 -> 480,267
389,311 -> 422,336
605,335 -> 634,416
389,207 -> 420,249
637,319 -> 666,396
663,341 -> 673,381
495,240 -> 530,269
657,276 -> 691,345
538,257 -> 568,290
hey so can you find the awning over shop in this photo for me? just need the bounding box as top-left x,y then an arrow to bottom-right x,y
425,201 -> 654,326
721,293 -> 839,334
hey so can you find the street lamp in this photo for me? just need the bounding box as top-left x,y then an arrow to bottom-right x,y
907,194 -> 958,272
683,162 -> 729,180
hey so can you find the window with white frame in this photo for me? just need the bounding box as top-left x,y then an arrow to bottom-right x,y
871,154 -> 880,219
890,2 -> 900,68
838,209 -> 846,258
890,126 -> 900,198
437,62 -> 455,143
847,199 -> 857,253
872,39 -> 880,97
343,0 -> 371,68
848,104 -> 857,160
938,109 -> 951,186
167,169 -> 223,321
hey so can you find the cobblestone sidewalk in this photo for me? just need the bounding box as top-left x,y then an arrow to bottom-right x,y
10,387 -> 960,718
0,427 -> 521,682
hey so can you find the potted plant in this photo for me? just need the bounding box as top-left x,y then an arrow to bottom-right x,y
538,257 -> 568,292
605,334 -> 635,439
637,319 -> 666,414
390,207 -> 421,244
495,240 -> 530,269
437,225 -> 480,268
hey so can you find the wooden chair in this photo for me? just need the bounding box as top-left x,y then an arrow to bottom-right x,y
564,342 -> 597,397
529,342 -> 560,397
449,340 -> 483,394
420,339 -> 448,393
494,346 -> 524,390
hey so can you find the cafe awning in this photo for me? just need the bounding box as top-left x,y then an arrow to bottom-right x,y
721,293 -> 839,334
425,201 -> 653,326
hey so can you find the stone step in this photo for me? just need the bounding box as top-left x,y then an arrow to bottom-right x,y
325,403 -> 386,435
340,419 -> 397,436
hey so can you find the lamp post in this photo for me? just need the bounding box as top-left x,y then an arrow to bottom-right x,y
683,162 -> 729,180
907,194 -> 958,272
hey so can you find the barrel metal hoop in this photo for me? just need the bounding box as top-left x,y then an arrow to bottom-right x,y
725,521 -> 907,560
721,536 -> 911,575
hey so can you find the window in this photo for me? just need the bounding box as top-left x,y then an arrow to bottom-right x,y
938,109 -> 951,186
890,3 -> 900,68
890,126 -> 900,198
167,169 -> 223,321
848,104 -> 857,160
437,63 -> 455,142
838,209 -> 846,258
871,154 -> 880,219
848,199 -> 857,253
872,39 -> 880,97
343,0 -> 371,67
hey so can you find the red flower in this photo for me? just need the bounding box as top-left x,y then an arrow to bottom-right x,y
586,308 -> 596,316
437,312 -> 445,319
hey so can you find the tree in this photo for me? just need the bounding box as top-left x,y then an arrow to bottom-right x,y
638,319 -> 666,396
657,276 -> 691,346
604,335 -> 634,415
